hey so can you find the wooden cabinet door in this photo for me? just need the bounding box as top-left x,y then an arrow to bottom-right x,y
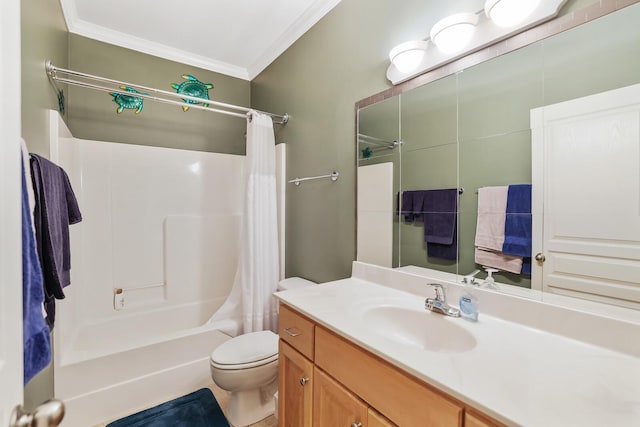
368,408 -> 397,427
313,367 -> 368,427
279,340 -> 314,427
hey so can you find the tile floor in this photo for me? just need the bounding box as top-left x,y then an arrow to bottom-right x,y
209,383 -> 277,427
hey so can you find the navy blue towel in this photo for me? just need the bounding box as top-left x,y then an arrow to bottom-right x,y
423,189 -> 458,261
401,190 -> 427,223
107,388 -> 230,427
502,184 -> 532,274
30,154 -> 82,329
22,155 -> 51,384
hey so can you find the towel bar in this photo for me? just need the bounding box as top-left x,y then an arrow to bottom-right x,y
288,171 -> 339,186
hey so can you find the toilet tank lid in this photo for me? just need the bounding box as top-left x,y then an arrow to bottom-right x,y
211,330 -> 278,365
278,277 -> 316,291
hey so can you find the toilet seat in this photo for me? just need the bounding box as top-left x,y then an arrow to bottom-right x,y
210,330 -> 278,370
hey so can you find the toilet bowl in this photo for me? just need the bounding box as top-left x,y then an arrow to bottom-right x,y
209,277 -> 315,426
210,330 -> 279,427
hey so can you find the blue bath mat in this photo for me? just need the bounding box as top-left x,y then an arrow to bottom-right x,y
106,388 -> 230,427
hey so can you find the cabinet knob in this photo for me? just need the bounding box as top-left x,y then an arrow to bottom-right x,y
535,253 -> 546,263
351,423 -> 362,427
299,377 -> 309,386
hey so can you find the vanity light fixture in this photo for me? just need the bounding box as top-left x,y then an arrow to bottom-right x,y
389,40 -> 429,73
430,13 -> 479,54
386,0 -> 568,85
484,0 -> 542,28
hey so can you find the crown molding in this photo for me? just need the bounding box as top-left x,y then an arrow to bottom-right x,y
67,19 -> 251,80
60,0 -> 342,82
246,0 -> 343,80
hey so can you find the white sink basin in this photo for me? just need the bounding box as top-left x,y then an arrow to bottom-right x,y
362,305 -> 477,352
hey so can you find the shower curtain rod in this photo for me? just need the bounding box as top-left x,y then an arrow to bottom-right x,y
45,61 -> 289,125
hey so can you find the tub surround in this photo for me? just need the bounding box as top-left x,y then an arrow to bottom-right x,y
275,261 -> 640,426
45,111 -> 289,427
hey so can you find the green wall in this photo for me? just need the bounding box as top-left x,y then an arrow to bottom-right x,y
250,0 -> 609,283
67,35 -> 250,154
21,0 -> 68,156
251,0 -> 433,282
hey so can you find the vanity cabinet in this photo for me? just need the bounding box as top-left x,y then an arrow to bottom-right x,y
279,341 -> 313,427
315,326 -> 460,427
278,305 -> 315,427
464,412 -> 498,427
312,367 -> 369,426
278,304 -> 503,427
368,409 -> 396,427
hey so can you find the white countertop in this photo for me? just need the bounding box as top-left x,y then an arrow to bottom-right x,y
275,263 -> 640,427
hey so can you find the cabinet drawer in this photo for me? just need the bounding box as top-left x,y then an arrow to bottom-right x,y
279,304 -> 315,360
315,326 -> 463,427
465,411 -> 505,427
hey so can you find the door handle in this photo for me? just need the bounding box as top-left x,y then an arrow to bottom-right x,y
10,400 -> 65,427
535,253 -> 546,263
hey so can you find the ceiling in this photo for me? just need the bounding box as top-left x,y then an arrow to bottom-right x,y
60,0 -> 343,81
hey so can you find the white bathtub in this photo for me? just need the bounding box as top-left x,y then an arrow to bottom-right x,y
55,298 -> 233,427
61,298 -> 227,366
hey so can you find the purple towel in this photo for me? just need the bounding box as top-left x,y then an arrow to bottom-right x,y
423,189 -> 458,261
22,155 -> 51,384
401,190 -> 427,223
30,154 -> 82,329
502,184 -> 532,275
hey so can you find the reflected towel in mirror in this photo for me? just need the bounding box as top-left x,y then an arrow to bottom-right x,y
423,188 -> 458,260
502,184 -> 532,275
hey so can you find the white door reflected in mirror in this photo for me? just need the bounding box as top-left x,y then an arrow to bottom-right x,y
531,83 -> 640,310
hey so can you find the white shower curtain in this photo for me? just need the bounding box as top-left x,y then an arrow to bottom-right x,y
208,111 -> 280,334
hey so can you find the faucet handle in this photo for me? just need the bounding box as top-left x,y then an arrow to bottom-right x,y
427,283 -> 446,301
462,269 -> 481,285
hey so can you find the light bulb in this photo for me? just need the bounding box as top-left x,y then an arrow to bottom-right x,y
389,40 -> 429,73
485,0 -> 541,28
430,13 -> 479,54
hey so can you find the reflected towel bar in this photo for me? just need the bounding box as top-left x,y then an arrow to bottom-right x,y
288,171 -> 339,186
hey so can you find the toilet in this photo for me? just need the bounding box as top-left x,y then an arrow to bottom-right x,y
209,277 -> 315,427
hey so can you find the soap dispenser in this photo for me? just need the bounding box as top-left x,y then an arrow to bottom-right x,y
459,282 -> 479,322
483,268 -> 499,290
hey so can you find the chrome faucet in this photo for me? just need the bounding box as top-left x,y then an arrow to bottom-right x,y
462,269 -> 481,285
425,284 -> 460,317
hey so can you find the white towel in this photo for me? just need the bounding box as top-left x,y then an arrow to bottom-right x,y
474,247 -> 523,274
474,186 -> 508,251
474,186 -> 523,274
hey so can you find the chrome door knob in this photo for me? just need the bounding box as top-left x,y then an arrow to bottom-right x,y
351,423 -> 363,427
299,377 -> 309,386
10,400 -> 65,427
535,253 -> 546,263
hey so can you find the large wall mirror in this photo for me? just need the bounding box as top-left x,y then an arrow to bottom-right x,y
357,3 -> 640,310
